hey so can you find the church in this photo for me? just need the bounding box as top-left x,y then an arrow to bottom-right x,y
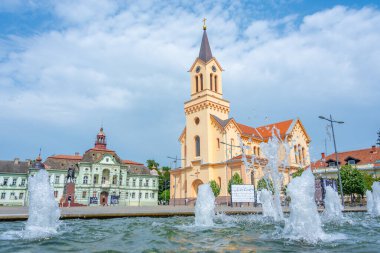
169,23 -> 311,205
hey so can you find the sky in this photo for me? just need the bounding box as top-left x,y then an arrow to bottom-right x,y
1,0 -> 379,168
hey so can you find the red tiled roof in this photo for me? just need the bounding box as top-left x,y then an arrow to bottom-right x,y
255,119 -> 294,139
122,160 -> 144,166
48,155 -> 82,160
311,146 -> 380,170
237,123 -> 260,137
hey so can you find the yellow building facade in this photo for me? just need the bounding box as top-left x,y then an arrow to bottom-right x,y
170,25 -> 311,205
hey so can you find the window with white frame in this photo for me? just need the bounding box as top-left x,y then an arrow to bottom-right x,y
83,176 -> 88,184
12,178 -> 16,186
19,192 -> 24,199
348,160 -> 356,165
3,178 -> 8,186
55,175 -> 60,184
20,179 -> 26,186
1,193 -> 5,199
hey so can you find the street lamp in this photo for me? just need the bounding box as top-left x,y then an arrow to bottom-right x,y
319,115 -> 344,206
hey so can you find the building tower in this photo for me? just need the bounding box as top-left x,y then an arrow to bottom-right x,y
95,127 -> 107,150
181,21 -> 230,167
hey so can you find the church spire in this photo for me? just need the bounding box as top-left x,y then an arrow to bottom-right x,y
198,18 -> 213,62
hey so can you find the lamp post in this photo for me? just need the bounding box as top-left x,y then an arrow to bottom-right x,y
319,115 -> 344,206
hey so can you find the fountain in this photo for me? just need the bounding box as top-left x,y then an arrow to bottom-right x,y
322,186 -> 343,221
284,169 -> 326,243
195,184 -> 215,226
25,169 -> 61,238
239,129 -> 290,221
259,189 -> 276,218
367,181 -> 380,216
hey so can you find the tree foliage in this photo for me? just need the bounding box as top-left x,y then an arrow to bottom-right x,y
340,165 -> 365,196
146,159 -> 160,170
147,160 -> 171,204
362,171 -> 375,191
228,173 -> 243,195
159,189 -> 170,203
257,178 -> 274,193
209,180 -> 221,197
292,168 -> 304,178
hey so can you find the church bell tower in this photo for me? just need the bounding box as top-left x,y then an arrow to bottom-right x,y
182,20 -> 230,166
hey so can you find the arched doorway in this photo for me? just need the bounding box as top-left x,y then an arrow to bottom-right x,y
100,191 -> 109,206
101,169 -> 110,185
191,179 -> 203,198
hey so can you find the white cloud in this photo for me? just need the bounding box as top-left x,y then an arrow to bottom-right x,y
0,2 -> 379,163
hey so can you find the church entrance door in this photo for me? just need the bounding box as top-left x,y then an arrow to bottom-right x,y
191,179 -> 203,198
100,191 -> 109,206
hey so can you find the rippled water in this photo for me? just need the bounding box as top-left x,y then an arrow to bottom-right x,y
0,212 -> 379,252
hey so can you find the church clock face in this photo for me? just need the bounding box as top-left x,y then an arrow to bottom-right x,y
196,66 -> 201,73
212,65 -> 217,72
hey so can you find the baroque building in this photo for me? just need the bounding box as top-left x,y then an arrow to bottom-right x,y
170,24 -> 311,205
0,128 -> 158,207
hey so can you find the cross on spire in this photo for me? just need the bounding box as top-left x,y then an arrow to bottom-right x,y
203,17 -> 207,30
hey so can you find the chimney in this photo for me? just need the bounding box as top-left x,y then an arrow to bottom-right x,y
14,158 -> 20,165
321,153 -> 325,160
371,145 -> 376,153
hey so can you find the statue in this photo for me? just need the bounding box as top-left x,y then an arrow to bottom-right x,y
66,166 -> 76,183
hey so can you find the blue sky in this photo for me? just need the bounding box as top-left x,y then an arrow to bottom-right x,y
1,0 -> 379,167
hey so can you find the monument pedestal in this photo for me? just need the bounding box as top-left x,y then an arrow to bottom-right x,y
60,182 -> 85,207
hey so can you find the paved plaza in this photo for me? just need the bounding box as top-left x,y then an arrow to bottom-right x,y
0,205 -> 367,221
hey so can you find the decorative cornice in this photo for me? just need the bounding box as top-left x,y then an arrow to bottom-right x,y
184,100 -> 230,115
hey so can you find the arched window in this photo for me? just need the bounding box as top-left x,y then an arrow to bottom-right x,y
112,175 -> 117,185
214,75 -> 218,92
218,177 -> 221,187
298,144 -> 302,165
257,147 -> 260,156
83,176 -> 88,184
195,76 -> 199,92
294,145 -> 298,163
302,147 -> 306,165
254,146 -> 257,155
195,136 -> 200,157
200,74 -> 203,90
217,138 -> 220,149
210,73 -> 213,91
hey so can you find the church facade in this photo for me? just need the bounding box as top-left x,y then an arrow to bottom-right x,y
0,128 -> 158,207
170,25 -> 311,205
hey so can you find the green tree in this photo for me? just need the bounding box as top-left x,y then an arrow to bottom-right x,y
292,168 -> 304,178
362,171 -> 375,191
209,180 -> 221,197
158,166 -> 171,202
340,165 -> 365,198
228,173 -> 243,195
159,189 -> 170,203
257,178 -> 274,192
146,159 -> 160,170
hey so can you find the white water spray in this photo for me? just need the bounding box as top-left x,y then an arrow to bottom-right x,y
26,169 -> 61,237
367,182 -> 380,216
284,169 -> 326,243
195,184 -> 215,226
259,189 -> 276,218
322,186 -> 343,221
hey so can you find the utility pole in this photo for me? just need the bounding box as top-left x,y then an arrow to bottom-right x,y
319,115 -> 345,206
167,156 -> 185,205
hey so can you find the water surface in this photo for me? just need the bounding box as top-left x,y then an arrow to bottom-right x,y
0,212 -> 379,252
